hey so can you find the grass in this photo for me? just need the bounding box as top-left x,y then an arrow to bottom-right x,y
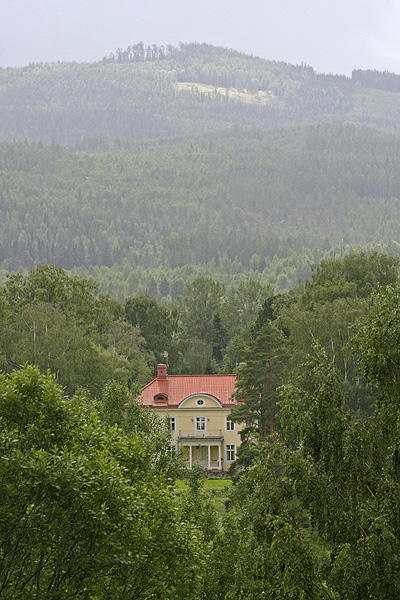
175,478 -> 232,491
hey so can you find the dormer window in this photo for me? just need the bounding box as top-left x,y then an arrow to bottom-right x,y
154,394 -> 168,405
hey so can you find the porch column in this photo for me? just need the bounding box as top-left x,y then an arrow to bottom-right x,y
207,445 -> 211,470
189,445 -> 193,469
218,443 -> 221,470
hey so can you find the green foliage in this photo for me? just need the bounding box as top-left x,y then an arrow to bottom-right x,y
0,366 -> 205,599
278,251 -> 399,415
352,282 -> 400,405
179,465 -> 219,544
2,47 -> 400,298
222,278 -> 274,339
206,447 -> 326,600
5,44 -> 400,598
2,126 -> 400,297
279,340 -> 400,599
174,276 -> 226,373
0,267 -> 153,394
4,43 -> 400,149
352,68 -> 400,92
124,292 -> 178,369
303,251 -> 400,307
98,380 -> 180,478
0,301 -> 119,395
231,320 -> 290,443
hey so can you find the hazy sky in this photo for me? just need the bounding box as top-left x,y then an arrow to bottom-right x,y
1,0 -> 400,75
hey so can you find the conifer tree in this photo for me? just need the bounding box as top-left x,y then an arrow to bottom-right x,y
231,320 -> 289,444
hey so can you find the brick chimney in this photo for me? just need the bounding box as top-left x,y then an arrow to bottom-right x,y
157,364 -> 168,380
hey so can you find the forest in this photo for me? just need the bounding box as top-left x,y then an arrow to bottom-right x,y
2,42 -> 400,597
2,124 -> 400,299
2,256 -> 400,598
2,44 -> 400,297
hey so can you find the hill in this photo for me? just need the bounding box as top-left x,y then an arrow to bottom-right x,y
2,43 -> 400,297
2,43 -> 400,145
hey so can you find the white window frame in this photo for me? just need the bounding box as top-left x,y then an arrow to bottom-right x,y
225,416 -> 235,431
167,444 -> 177,456
226,444 -> 236,462
170,417 -> 176,431
195,416 -> 206,431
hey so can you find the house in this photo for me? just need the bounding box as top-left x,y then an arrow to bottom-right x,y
140,364 -> 243,471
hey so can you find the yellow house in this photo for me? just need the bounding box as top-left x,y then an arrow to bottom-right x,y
140,364 -> 243,471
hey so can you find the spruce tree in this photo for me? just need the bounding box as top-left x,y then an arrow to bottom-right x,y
231,320 -> 289,445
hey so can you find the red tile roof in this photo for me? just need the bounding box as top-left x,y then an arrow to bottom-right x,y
141,373 -> 237,408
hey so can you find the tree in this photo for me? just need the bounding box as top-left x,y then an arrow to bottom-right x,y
98,379 -> 179,478
205,445 -> 326,600
0,366 -> 205,599
102,318 -> 153,386
4,265 -> 118,334
231,320 -> 290,444
175,276 -> 226,346
302,251 -> 399,307
0,267 -> 153,394
278,251 -> 400,416
352,283 -> 400,405
0,302 -> 130,396
179,465 -> 219,544
280,296 -> 373,414
173,276 -> 226,373
211,312 -> 229,364
125,293 -> 178,369
221,279 -> 274,339
279,336 -> 400,599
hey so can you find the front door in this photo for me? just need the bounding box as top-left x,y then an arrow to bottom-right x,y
193,446 -> 207,467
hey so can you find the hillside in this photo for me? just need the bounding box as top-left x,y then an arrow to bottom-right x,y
2,43 -> 400,145
1,123 -> 400,298
2,43 -> 400,298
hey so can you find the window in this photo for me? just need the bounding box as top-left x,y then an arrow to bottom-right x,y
154,394 -> 168,404
170,417 -> 176,431
195,416 -> 206,431
226,444 -> 236,462
196,398 -> 205,406
226,417 -> 235,431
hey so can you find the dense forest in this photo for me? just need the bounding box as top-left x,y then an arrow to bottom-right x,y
0,254 -> 396,412
2,124 -> 400,298
2,43 -> 400,296
2,257 -> 400,598
3,42 -> 400,598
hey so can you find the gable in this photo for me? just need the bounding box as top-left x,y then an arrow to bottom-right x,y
178,394 -> 222,409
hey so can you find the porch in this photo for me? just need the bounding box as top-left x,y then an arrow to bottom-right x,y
179,440 -> 224,471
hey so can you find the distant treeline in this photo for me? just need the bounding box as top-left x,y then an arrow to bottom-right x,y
105,41 -> 248,64
352,68 -> 400,92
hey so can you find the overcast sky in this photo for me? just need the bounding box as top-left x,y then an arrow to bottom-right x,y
1,0 -> 400,75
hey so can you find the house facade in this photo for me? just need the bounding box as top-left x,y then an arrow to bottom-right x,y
140,364 -> 243,471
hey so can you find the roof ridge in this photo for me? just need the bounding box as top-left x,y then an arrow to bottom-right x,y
164,373 -> 235,377
141,373 -> 235,390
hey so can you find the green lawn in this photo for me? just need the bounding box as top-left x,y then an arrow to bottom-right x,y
175,478 -> 232,491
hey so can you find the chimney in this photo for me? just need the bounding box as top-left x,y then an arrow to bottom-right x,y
157,364 -> 167,380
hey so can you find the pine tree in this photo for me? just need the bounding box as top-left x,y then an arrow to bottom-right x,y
231,320 -> 290,443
